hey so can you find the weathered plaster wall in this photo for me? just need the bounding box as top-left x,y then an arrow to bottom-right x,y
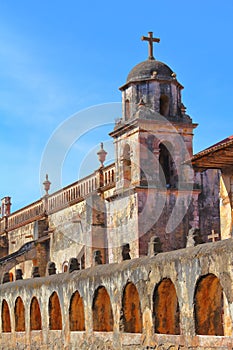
138,188 -> 194,254
122,79 -> 181,121
8,222 -> 36,279
196,169 -> 221,240
3,168 -> 223,279
220,174 -> 233,239
0,239 -> 232,350
49,201 -> 89,270
8,222 -> 35,254
107,191 -> 139,263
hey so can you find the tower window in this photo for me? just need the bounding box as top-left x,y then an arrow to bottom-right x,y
159,95 -> 169,116
125,100 -> 130,121
159,142 -> 177,187
159,143 -> 171,186
123,144 -> 131,186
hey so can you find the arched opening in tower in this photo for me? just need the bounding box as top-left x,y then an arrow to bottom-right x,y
159,142 -> 176,187
194,273 -> 224,335
159,94 -> 169,116
15,297 -> 25,332
69,290 -> 85,331
125,99 -> 130,120
92,286 -> 113,331
2,300 -> 11,333
121,282 -> 142,333
30,297 -> 42,331
48,291 -> 62,330
153,278 -> 180,334
123,144 -> 132,187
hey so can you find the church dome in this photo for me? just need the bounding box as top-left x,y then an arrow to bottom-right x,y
126,59 -> 174,83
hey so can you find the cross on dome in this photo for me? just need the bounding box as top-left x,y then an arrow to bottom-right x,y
141,32 -> 160,60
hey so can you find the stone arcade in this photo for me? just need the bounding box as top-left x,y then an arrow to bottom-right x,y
0,33 -> 233,349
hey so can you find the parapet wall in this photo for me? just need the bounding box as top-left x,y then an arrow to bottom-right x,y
0,239 -> 233,350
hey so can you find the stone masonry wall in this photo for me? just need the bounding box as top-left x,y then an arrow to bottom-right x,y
196,169 -> 221,240
220,174 -> 233,239
107,191 -> 139,263
49,201 -> 89,271
0,239 -> 232,350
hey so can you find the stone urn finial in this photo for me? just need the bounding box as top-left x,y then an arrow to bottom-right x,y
97,142 -> 107,168
43,174 -> 51,195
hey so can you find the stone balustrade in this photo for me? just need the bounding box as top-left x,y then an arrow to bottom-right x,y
47,172 -> 98,213
102,163 -> 115,188
6,200 -> 44,231
0,164 -> 116,233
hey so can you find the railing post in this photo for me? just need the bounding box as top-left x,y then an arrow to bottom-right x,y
1,196 -> 11,217
42,174 -> 51,214
0,197 -> 11,233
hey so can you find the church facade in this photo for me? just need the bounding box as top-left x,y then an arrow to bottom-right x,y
0,33 -> 232,349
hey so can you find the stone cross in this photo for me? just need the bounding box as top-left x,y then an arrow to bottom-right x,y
141,32 -> 160,60
208,230 -> 219,242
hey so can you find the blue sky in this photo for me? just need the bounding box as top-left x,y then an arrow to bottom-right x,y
0,0 -> 233,211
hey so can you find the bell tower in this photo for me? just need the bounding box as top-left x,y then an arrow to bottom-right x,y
111,32 -> 197,191
120,32 -> 190,123
109,32 -> 199,258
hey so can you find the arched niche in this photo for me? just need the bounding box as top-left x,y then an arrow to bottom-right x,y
48,292 -> 62,330
92,286 -> 113,332
153,278 -> 180,334
194,273 -> 224,335
69,290 -> 85,331
2,299 -> 11,333
121,282 -> 142,333
30,297 -> 42,331
15,297 -> 25,332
